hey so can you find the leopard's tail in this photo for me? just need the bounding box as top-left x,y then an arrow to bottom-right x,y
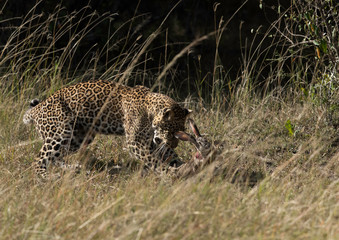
23,99 -> 40,125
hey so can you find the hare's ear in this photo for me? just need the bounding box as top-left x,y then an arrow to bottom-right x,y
174,131 -> 192,141
162,108 -> 175,121
188,118 -> 202,137
175,131 -> 200,150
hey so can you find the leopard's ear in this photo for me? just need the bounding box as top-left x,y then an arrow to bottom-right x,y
184,108 -> 193,117
163,108 -> 175,121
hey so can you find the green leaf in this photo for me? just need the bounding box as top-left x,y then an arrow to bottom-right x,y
319,39 -> 328,54
285,119 -> 294,137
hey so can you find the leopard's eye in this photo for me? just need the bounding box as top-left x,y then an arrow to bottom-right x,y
154,137 -> 162,145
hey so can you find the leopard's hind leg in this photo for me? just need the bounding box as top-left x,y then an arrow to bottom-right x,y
33,121 -> 74,178
33,120 -> 96,179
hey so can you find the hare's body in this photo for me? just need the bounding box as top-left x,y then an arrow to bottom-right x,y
174,119 -> 220,178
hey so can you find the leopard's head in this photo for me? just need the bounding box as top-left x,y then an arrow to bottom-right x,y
152,104 -> 192,149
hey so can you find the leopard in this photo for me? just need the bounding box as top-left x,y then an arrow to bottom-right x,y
23,80 -> 191,178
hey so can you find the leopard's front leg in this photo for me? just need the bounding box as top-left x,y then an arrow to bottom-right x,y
126,132 -> 183,170
124,114 -> 183,173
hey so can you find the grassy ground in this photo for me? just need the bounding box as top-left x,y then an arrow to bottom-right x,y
0,94 -> 338,240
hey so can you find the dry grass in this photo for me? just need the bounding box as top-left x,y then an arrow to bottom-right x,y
0,96 -> 338,240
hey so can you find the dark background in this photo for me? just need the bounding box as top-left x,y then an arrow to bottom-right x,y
1,0 -> 290,98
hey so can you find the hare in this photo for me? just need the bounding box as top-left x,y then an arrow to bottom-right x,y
176,119 -> 212,162
174,118 -> 219,178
